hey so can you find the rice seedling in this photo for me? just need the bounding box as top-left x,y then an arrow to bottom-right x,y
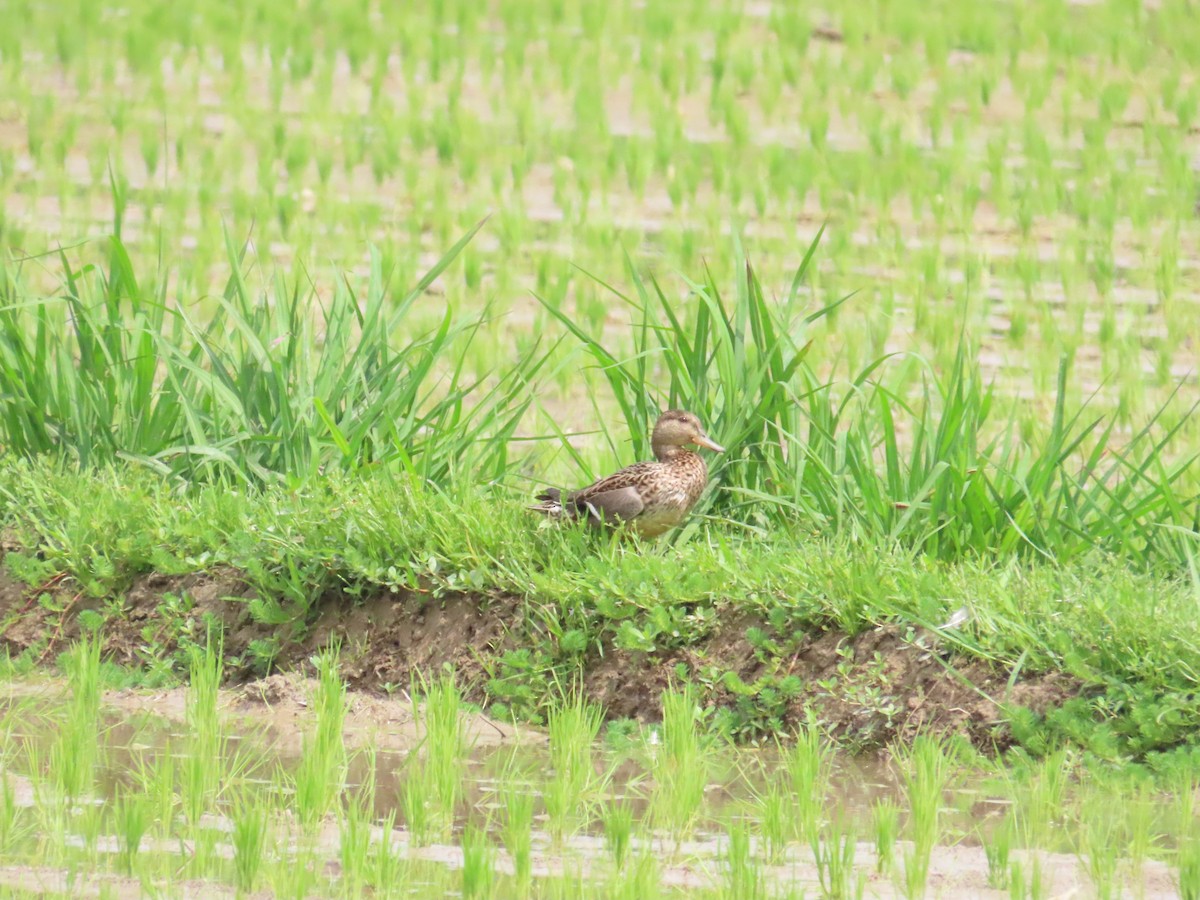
983,814 -> 1015,890
339,787 -> 374,897
230,794 -> 270,896
1008,859 -> 1025,900
461,821 -> 494,899
755,776 -> 791,864
181,641 -> 226,826
1123,781 -> 1158,888
722,820 -> 765,900
813,813 -> 858,900
1029,855 -> 1048,900
607,852 -> 662,900
74,798 -> 105,861
870,798 -> 901,876
601,798 -> 635,871
0,767 -> 21,854
651,684 -> 712,837
137,746 -> 176,840
48,634 -> 102,801
30,772 -> 71,867
112,788 -> 152,875
368,811 -> 405,895
544,689 -> 605,840
1077,792 -> 1122,900
785,720 -> 833,845
417,670 -> 468,833
292,649 -> 347,828
398,769 -> 433,847
1179,834 -> 1200,900
1015,748 -> 1073,848
188,824 -> 222,883
501,785 -> 535,888
894,734 -> 956,899
267,845 -> 321,900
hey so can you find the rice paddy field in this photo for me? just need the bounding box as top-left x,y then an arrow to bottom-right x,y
2,0 -> 1200,896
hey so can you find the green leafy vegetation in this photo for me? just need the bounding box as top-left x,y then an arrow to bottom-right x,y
1,232 -> 1195,565
3,0 -> 1200,893
0,456 -> 1198,764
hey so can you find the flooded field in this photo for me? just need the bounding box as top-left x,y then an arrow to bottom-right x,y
0,642 -> 1194,899
3,0 -> 1200,440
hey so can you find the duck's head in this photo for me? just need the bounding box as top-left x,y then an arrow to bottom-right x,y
651,410 -> 725,459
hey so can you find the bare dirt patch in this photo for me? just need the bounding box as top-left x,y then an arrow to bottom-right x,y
584,618 -> 1076,749
302,589 -> 525,692
0,569 -> 1079,751
102,671 -> 538,754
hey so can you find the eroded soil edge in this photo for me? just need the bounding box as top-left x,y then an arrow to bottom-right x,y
0,569 -> 1077,751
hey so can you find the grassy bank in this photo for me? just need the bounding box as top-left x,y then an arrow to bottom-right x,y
1,456 -> 1198,769
3,234 -> 1196,562
0,237 -> 1198,770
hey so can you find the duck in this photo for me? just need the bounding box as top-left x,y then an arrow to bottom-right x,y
529,410 -> 725,537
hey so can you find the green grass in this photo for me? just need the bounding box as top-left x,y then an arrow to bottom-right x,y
0,227 -> 537,486
1,233 -> 1195,570
0,228 -> 1184,775
0,210 -> 1191,770
0,454 -> 1198,760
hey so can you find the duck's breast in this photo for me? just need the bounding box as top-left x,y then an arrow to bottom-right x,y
632,504 -> 689,537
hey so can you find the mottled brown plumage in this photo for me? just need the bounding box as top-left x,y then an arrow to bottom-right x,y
529,410 -> 724,537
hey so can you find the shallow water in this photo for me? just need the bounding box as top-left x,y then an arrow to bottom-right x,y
0,675 -> 1190,898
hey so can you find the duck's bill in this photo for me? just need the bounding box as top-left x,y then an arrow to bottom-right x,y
695,435 -> 725,452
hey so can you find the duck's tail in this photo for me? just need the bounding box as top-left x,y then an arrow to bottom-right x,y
528,487 -> 566,516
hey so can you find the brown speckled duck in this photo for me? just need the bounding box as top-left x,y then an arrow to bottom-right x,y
529,410 -> 724,537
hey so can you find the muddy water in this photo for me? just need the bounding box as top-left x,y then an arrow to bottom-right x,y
3,676 -> 964,825
0,676 -> 1188,898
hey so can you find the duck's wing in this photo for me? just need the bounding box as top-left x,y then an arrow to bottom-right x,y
567,462 -> 657,523
575,486 -> 645,524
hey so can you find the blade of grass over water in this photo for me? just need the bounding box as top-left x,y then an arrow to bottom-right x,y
0,628 -> 1197,896
47,633 -> 102,802
545,688 -> 606,840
